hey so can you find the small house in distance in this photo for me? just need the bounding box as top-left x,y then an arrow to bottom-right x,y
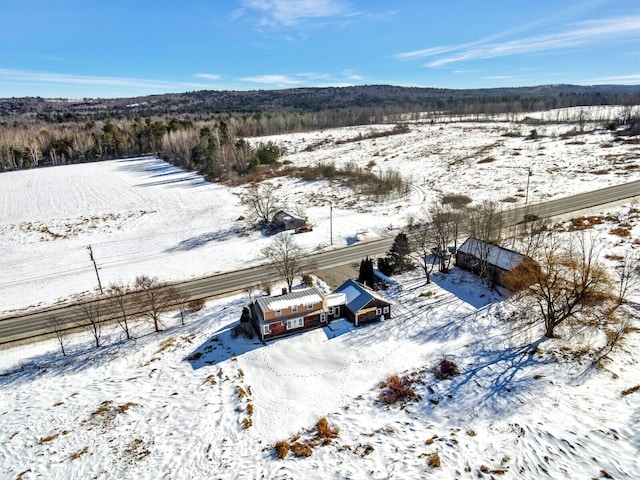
250,287 -> 334,341
333,279 -> 392,327
456,237 -> 539,290
273,210 -> 307,231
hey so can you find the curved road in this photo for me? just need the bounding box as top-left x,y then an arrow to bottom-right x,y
1,180 -> 639,345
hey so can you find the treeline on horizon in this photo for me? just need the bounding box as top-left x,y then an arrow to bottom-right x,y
1,84 -> 639,180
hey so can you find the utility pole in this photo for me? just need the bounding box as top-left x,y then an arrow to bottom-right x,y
525,167 -> 532,204
87,245 -> 103,294
329,202 -> 333,245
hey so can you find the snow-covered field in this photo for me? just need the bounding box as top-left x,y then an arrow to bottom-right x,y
1,262 -> 639,479
1,110 -> 639,314
1,108 -> 639,479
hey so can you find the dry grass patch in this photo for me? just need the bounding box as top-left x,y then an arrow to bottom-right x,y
275,441 -> 290,459
434,358 -> 460,380
157,337 -> 176,353
425,452 -> 441,468
622,385 -> 640,396
378,374 -> 417,405
317,417 -> 339,440
87,401 -> 139,428
70,447 -> 89,460
610,226 -> 631,237
38,433 -> 59,444
291,442 -> 313,457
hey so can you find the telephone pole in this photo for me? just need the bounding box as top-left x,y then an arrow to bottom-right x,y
329,202 -> 333,245
87,245 -> 103,294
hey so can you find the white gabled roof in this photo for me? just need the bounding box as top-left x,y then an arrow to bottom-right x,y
458,237 -> 527,271
255,287 -> 324,314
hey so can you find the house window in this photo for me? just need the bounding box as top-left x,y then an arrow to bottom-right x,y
383,306 -> 389,314
332,306 -> 340,316
263,325 -> 271,335
307,303 -> 314,310
320,313 -> 326,323
376,308 -> 382,315
292,305 -> 298,313
286,318 -> 304,330
275,310 -> 282,317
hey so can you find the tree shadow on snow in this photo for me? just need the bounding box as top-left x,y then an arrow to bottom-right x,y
165,227 -> 245,252
412,337 -> 553,421
116,157 -> 209,188
185,322 -> 264,370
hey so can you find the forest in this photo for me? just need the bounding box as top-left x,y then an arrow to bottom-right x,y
1,83 -> 639,181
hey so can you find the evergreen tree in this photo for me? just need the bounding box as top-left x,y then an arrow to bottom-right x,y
358,257 -> 375,288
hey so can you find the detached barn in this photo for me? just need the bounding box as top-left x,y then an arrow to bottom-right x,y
456,237 -> 539,290
333,279 -> 392,327
273,210 -> 307,231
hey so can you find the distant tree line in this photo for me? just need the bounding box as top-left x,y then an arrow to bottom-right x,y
2,84 -> 639,176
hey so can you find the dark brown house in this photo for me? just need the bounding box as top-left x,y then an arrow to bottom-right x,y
456,237 -> 539,290
251,287 -> 337,341
332,279 -> 392,327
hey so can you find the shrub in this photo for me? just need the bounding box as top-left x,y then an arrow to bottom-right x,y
275,441 -> 290,459
291,442 -> 313,457
188,298 -> 206,311
426,452 -> 441,468
316,418 -> 339,440
441,195 -> 472,208
301,273 -> 314,288
622,385 -> 640,396
434,358 -> 460,380
378,375 -> 416,404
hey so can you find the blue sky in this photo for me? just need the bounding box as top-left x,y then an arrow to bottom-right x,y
1,0 -> 639,98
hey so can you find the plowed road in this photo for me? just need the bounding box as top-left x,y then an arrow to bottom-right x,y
1,180 -> 639,345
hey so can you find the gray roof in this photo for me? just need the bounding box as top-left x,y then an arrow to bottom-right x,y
333,279 -> 390,314
458,237 -> 527,271
254,287 -> 324,316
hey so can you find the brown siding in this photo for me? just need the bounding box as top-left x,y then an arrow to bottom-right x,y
262,301 -> 323,321
262,313 -> 326,340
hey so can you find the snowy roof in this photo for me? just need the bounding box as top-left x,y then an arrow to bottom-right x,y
326,293 -> 347,308
457,237 -> 527,271
255,287 -> 324,314
333,279 -> 390,313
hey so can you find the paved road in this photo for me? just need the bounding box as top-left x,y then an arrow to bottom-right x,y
1,180 -> 638,345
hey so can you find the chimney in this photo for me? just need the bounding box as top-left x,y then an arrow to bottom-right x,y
282,287 -> 288,295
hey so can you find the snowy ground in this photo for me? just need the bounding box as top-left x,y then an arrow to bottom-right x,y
1,260 -> 638,479
1,107 -> 639,479
1,108 -> 639,314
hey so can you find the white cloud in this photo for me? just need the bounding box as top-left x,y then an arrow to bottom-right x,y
239,74 -> 303,85
0,69 -> 208,91
194,73 -> 222,80
239,0 -> 351,27
592,73 -> 640,83
396,15 -> 640,68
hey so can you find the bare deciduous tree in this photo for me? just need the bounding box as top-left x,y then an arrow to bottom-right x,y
527,233 -> 613,338
407,223 -> 438,283
133,275 -> 179,332
466,200 -> 504,281
107,282 -> 133,340
614,250 -> 640,303
79,298 -> 103,349
49,317 -> 70,356
261,234 -> 305,292
239,183 -> 280,226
